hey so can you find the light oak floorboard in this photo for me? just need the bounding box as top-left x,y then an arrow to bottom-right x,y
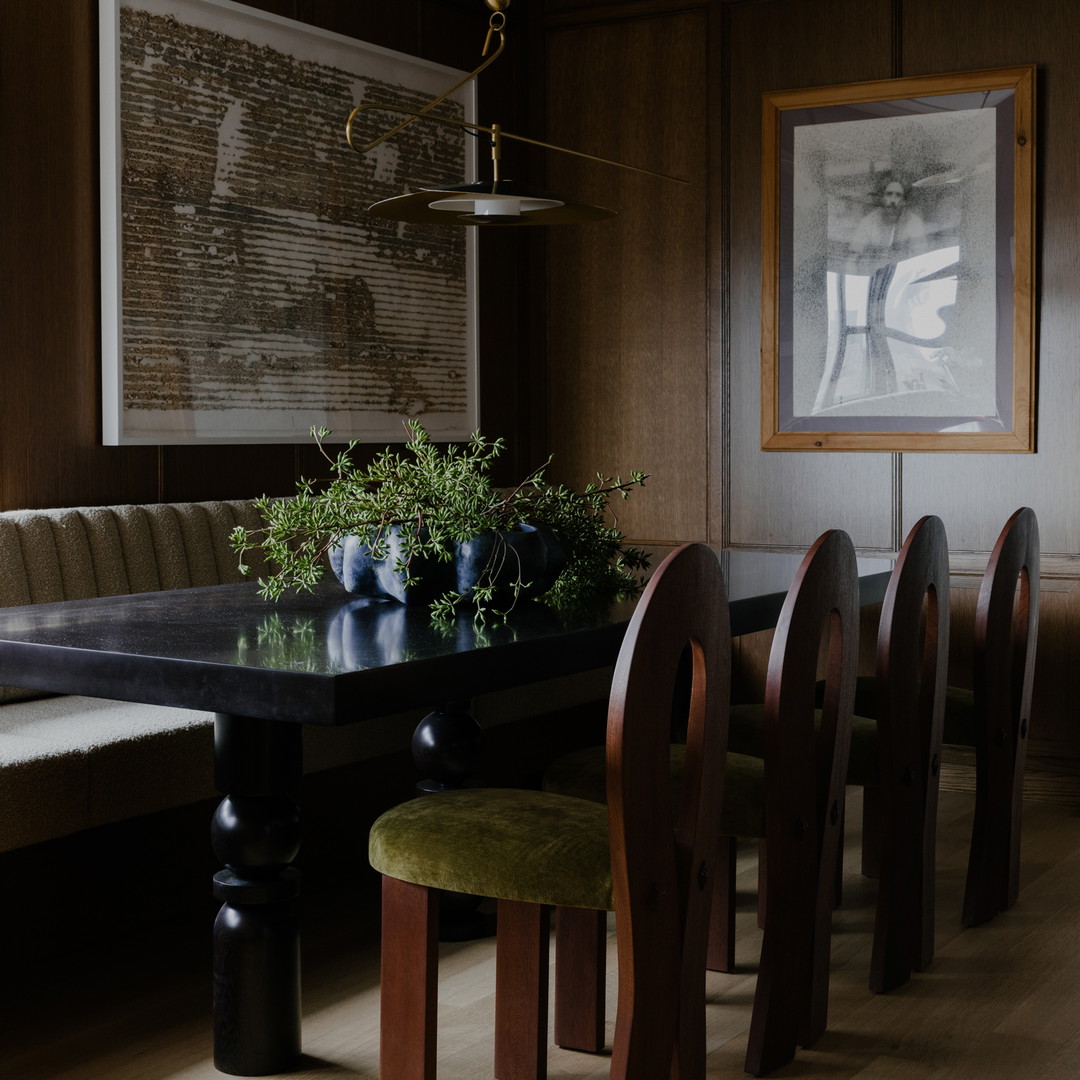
5,788 -> 1080,1079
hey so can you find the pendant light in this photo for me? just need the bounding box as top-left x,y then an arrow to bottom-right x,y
345,0 -> 687,227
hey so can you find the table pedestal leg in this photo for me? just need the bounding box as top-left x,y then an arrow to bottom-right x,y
411,701 -> 484,792
211,713 -> 303,1076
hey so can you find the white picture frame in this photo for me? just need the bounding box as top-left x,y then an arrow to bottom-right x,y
100,0 -> 478,445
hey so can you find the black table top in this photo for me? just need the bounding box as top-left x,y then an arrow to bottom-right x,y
0,551 -> 892,726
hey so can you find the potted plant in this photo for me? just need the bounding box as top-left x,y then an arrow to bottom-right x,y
230,421 -> 650,622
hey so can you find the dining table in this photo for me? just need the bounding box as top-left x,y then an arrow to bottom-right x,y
0,547 -> 892,1075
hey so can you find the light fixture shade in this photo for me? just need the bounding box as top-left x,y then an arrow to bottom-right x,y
366,180 -> 615,226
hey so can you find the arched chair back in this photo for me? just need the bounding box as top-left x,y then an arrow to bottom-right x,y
606,541 -> 731,1078
963,506 -> 1040,925
868,514 -> 950,992
747,528 -> 858,1075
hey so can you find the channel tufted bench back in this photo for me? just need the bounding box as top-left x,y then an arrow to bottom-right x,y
0,499 -> 269,703
0,497 -> 601,853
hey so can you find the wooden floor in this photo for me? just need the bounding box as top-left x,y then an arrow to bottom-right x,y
6,785 -> 1080,1079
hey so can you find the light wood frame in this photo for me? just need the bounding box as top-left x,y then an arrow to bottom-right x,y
761,66 -> 1035,452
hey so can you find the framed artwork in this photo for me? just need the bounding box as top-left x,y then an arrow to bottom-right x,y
100,0 -> 478,445
760,65 -> 1035,452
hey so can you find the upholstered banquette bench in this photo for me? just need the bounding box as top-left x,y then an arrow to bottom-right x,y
0,499 -> 611,855
0,499 -> 454,853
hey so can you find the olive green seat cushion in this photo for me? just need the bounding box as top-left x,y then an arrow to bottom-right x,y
941,685 -> 977,745
849,676 -> 977,746
728,703 -> 880,788
812,676 -> 978,771
369,787 -> 614,910
542,744 -> 766,839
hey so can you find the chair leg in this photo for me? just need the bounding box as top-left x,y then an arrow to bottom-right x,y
706,837 -> 738,972
494,900 -> 551,1080
554,907 -> 606,1052
380,876 -> 439,1080
804,791 -> 846,1047
744,837 -> 814,1076
756,838 -> 767,929
1006,729 -> 1028,911
966,731 -> 1027,925
861,785 -> 882,878
678,838 -> 722,1080
869,777 -> 919,994
833,799 -> 845,908
963,735 -> 1011,927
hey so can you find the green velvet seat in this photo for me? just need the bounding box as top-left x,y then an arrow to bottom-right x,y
370,787 -> 612,910
728,704 -> 881,788
849,677 -> 976,750
943,686 -> 978,746
369,542 -> 732,1080
543,743 -> 767,842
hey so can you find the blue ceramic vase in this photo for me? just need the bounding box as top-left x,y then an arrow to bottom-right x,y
328,523 -> 566,606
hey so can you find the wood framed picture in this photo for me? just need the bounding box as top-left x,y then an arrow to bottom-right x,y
100,0 -> 477,445
760,65 -> 1035,452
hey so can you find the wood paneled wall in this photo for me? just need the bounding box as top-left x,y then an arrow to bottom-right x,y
543,6 -> 712,544
4,0 -> 1078,757
0,0 -> 539,511
539,0 -> 1080,756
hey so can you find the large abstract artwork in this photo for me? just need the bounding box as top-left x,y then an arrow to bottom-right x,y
760,66 -> 1035,452
100,0 -> 477,444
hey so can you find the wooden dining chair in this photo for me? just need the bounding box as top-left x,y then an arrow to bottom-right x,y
949,506 -> 1040,926
859,514 -> 950,990
843,508 -> 1039,929
367,542 -> 731,1080
720,515 -> 951,993
545,529 -> 860,1075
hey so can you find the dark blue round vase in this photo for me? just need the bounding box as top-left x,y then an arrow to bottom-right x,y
454,524 -> 566,602
329,523 -> 565,607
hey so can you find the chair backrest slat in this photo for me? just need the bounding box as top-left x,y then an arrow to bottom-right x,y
871,514 -> 951,988
974,506 -> 1040,749
605,542 -> 731,1080
876,515 -> 951,755
748,529 -> 859,1071
970,505 -> 1040,920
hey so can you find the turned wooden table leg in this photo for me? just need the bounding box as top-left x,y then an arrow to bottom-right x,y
211,713 -> 303,1076
413,703 -> 490,941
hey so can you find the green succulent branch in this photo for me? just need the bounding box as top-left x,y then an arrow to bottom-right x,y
230,420 -> 649,621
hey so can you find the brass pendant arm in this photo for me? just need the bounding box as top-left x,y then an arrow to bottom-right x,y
346,103 -> 497,156
494,125 -> 690,186
346,103 -> 689,187
347,21 -> 505,155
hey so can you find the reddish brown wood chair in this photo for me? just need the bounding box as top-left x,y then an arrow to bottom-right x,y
545,529 -> 860,1075
722,516 -> 951,992
856,514 -> 951,991
840,508 -> 1039,930
368,542 -> 731,1080
951,506 -> 1040,925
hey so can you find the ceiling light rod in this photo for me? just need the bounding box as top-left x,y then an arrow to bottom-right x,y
354,2 -> 509,157
346,103 -> 689,187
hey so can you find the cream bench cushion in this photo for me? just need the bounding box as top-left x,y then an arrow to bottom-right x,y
0,500 -> 266,850
0,499 -> 605,853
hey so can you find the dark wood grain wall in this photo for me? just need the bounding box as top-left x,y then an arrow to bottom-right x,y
538,0 -> 1080,759
0,0 -> 539,511
3,0 -> 1078,758
542,3 -> 712,544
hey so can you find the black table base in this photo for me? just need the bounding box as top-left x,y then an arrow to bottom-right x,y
212,714 -> 303,1075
